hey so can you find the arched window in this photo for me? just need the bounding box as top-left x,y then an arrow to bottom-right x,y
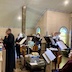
36,27 -> 41,34
59,27 -> 68,44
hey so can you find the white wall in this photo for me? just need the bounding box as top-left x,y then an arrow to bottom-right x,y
47,11 -> 70,34
0,27 -> 21,38
0,27 -> 35,39
26,28 -> 35,36
36,12 -> 47,42
36,10 -> 71,43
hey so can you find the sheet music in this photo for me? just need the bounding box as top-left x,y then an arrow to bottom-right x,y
19,37 -> 27,45
49,48 -> 58,51
42,53 -> 50,63
43,48 -> 56,63
57,41 -> 67,50
45,48 -> 56,61
30,62 -> 38,65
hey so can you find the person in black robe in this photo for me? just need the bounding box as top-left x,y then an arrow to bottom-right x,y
15,34 -> 21,59
3,28 -> 15,72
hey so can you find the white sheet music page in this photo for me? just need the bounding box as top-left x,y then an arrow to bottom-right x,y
19,37 -> 27,45
57,41 -> 67,50
49,48 -> 58,51
45,48 -> 56,61
30,63 -> 38,66
42,53 -> 50,63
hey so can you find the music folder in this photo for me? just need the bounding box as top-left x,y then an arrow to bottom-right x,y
44,36 -> 51,43
42,48 -> 56,63
19,37 -> 27,45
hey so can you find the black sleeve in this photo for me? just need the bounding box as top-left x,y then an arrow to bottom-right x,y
5,34 -> 14,45
3,36 -> 8,49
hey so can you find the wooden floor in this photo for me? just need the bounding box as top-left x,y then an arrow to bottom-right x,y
14,56 -> 68,72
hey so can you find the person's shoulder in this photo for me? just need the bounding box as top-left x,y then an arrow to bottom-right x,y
9,33 -> 14,38
4,36 -> 7,40
65,60 -> 72,67
68,60 -> 72,64
10,33 -> 14,36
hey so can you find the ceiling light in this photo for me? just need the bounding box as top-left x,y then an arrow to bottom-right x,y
23,6 -> 26,9
17,16 -> 22,20
64,0 -> 69,6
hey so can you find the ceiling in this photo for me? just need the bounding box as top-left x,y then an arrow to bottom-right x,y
0,0 -> 72,28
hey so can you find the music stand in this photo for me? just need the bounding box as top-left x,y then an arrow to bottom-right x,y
44,36 -> 52,48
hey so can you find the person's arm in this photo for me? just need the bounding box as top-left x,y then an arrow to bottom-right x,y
15,38 -> 19,45
3,36 -> 8,49
3,36 -> 8,44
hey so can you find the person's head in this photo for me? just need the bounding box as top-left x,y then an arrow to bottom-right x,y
37,33 -> 40,36
6,28 -> 11,35
57,32 -> 61,36
19,33 -> 23,38
36,33 -> 40,38
53,32 -> 57,36
29,37 -> 32,41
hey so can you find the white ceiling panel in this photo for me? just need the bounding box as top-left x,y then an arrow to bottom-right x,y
0,0 -> 72,28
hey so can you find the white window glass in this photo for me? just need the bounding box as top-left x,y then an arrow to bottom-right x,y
59,27 -> 68,44
36,27 -> 41,34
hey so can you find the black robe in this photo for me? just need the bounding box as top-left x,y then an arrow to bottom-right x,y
3,33 -> 15,72
15,38 -> 21,58
15,37 -> 25,55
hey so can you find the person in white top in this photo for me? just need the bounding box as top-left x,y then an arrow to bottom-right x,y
27,37 -> 35,54
53,32 -> 60,42
52,32 -> 61,46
